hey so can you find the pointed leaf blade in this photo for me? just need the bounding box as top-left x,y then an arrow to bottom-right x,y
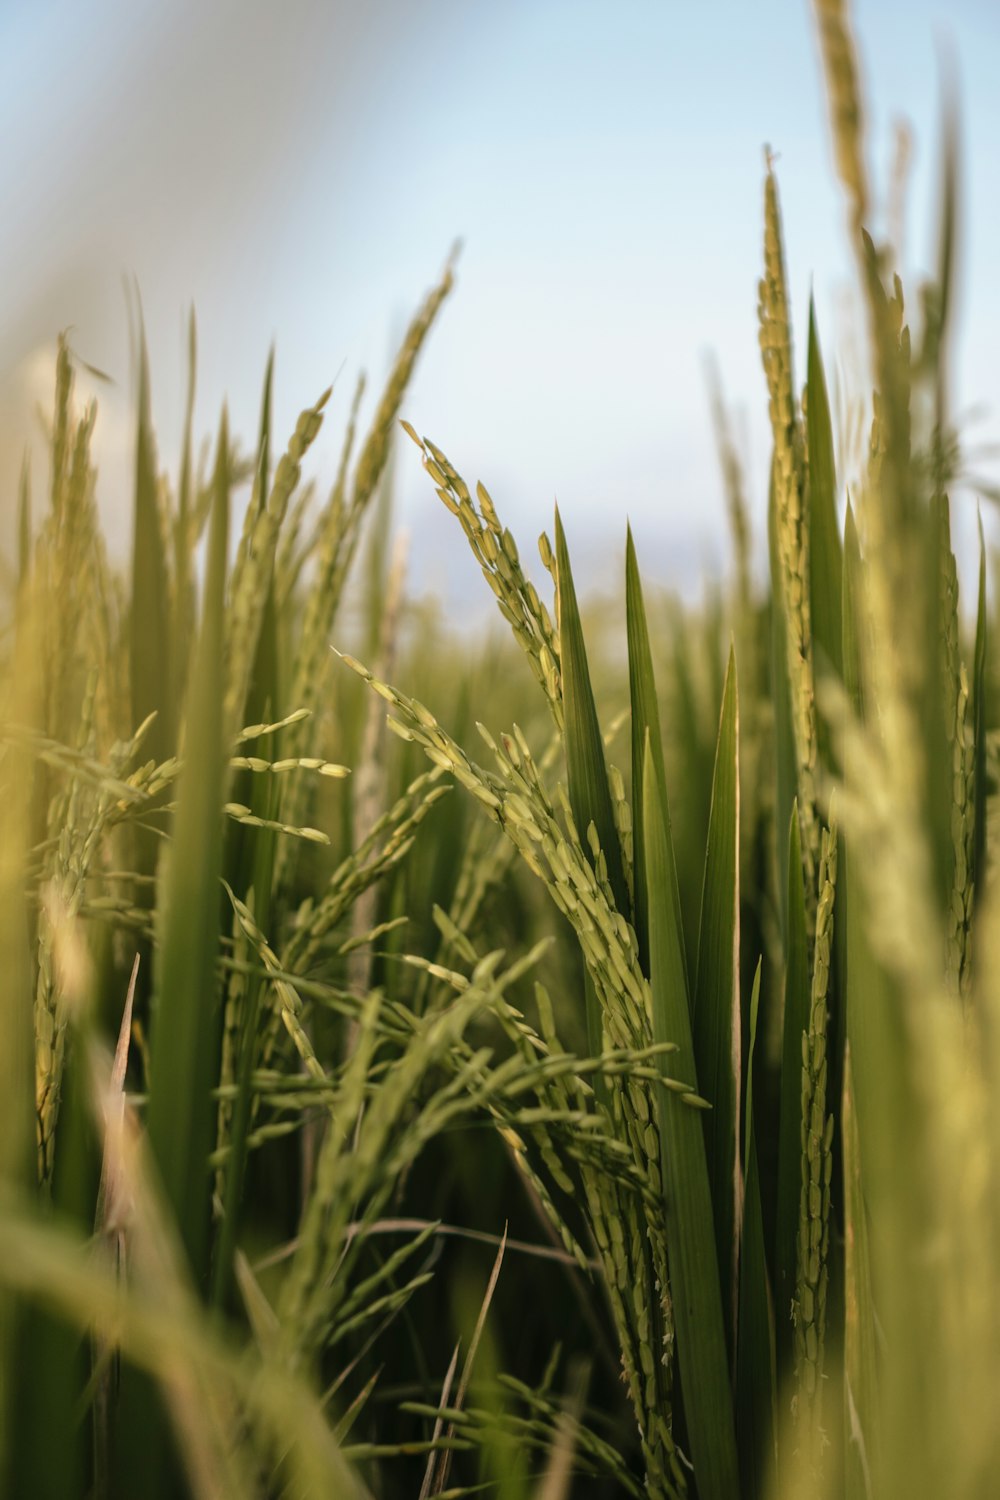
693,645 -> 742,1353
643,738 -> 740,1500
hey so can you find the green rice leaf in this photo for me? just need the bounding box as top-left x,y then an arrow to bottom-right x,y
172,307 -> 198,707
736,960 -> 777,1500
625,526 -> 682,983
693,644 -> 741,1350
212,601 -> 280,1311
130,322 -> 173,763
842,1044 -> 878,1500
147,409 -> 231,1286
643,735 -> 740,1500
769,466 -> 797,943
806,298 -> 843,689
775,802 -> 809,1379
555,509 -> 628,1054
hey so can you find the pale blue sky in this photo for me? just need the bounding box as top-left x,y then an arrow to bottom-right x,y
1,0 -> 997,601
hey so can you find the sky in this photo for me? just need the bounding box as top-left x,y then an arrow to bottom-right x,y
1,0 -> 998,607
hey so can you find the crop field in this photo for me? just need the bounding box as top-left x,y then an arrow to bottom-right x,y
2,2 -> 999,1497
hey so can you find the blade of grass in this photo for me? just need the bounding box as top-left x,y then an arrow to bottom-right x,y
625,526 -> 683,984
769,467 -> 797,944
430,1226 -> 508,1496
122,413 -> 229,1497
172,307 -> 198,709
775,803 -> 809,1382
806,297 -> 843,692
693,644 -> 741,1355
736,960 -> 777,1500
643,734 -> 740,1500
555,508 -> 628,1059
555,508 -> 627,914
130,320 -> 174,764
147,410 -> 230,1284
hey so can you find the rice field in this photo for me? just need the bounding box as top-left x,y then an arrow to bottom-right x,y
2,2 -> 999,1497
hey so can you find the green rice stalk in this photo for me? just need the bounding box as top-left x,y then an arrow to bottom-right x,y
776,804 -> 810,1381
226,386 -> 331,734
399,424 -> 562,727
793,812 -> 838,1445
811,0 -> 870,243
758,163 -> 820,914
736,960 -> 777,1499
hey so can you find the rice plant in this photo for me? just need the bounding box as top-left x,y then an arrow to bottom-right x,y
2,1 -> 999,1496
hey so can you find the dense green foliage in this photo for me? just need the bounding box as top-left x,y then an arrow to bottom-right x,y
2,5 -> 999,1497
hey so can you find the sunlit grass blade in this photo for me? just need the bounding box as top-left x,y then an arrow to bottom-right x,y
806,297 -> 843,690
147,410 -> 231,1284
626,526 -> 680,981
693,644 -> 741,1350
736,960 -> 776,1500
213,362 -> 281,1311
130,321 -> 174,763
555,508 -> 627,913
555,509 -> 628,1055
642,735 -> 740,1500
172,307 -> 198,707
775,802 -> 809,1379
122,413 -> 230,1496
